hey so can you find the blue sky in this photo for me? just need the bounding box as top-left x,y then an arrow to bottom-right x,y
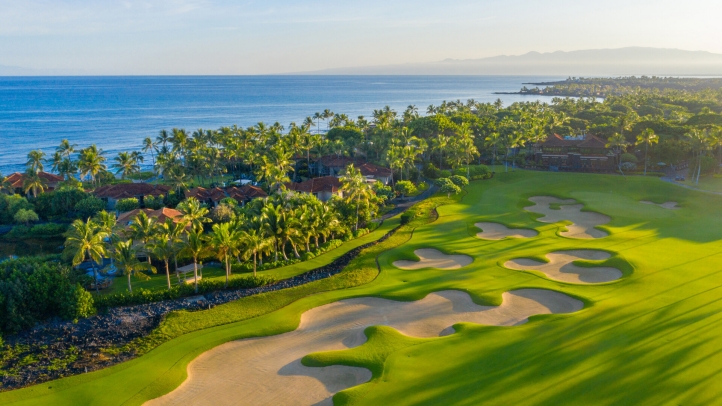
0,0 -> 719,74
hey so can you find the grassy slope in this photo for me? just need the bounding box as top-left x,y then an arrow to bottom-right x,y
98,219 -> 399,295
307,171 -> 722,405
6,171 -> 722,405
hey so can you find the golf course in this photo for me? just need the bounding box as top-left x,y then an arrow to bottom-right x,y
4,170 -> 722,405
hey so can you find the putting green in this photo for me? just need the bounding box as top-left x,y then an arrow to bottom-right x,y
4,171 -> 722,405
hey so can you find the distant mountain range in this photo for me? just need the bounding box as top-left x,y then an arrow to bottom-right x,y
300,47 -> 722,76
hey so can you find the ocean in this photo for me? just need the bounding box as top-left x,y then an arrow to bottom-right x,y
0,75 -> 563,173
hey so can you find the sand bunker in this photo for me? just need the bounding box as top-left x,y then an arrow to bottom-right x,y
525,196 -> 610,239
505,250 -> 622,284
146,289 -> 582,406
640,200 -> 679,210
475,222 -> 538,240
393,248 -> 473,270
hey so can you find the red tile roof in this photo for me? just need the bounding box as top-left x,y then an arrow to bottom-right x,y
316,155 -> 361,168
185,187 -> 227,203
93,183 -> 171,200
357,162 -> 392,177
6,171 -> 64,189
117,207 -> 183,225
285,176 -> 342,194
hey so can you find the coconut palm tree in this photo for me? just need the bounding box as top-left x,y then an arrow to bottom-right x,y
56,158 -> 78,180
78,145 -> 107,186
65,219 -> 109,293
127,211 -> 157,266
177,197 -> 211,232
111,239 -> 155,293
56,139 -> 77,159
239,228 -> 273,277
0,172 -> 12,195
636,128 -> 659,176
22,169 -> 47,198
26,150 -> 46,174
142,137 -> 158,175
180,229 -> 208,293
209,222 -> 240,287
149,237 -> 175,290
606,133 -> 629,175
112,151 -> 140,180
340,164 -> 374,231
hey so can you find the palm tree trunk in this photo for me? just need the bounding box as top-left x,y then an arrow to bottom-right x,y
165,260 -> 171,290
127,272 -> 132,293
193,258 -> 199,293
253,251 -> 257,277
291,242 -> 300,258
224,256 -> 229,288
92,257 -> 99,293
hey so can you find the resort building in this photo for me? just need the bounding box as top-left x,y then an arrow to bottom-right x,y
312,155 -> 392,184
93,183 -> 171,209
532,134 -> 616,171
285,176 -> 343,202
6,171 -> 64,193
116,207 -> 185,228
185,187 -> 228,207
185,185 -> 268,207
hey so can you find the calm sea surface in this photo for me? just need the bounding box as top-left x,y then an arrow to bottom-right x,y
0,75 -> 563,173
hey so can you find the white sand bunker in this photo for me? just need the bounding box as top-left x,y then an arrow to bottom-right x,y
393,248 -> 472,270
145,290 -> 582,406
526,196 -> 610,239
475,222 -> 538,240
641,200 -> 679,210
505,250 -> 622,284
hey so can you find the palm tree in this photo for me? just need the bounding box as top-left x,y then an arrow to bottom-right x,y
78,145 -> 107,186
22,169 -> 47,198
127,211 -> 157,266
56,139 -> 77,159
149,238 -> 175,290
93,210 -> 118,235
341,164 -> 374,231
112,151 -> 140,180
180,229 -> 208,293
0,172 -> 12,195
111,239 -> 155,293
606,133 -> 629,175
636,128 -> 659,176
26,150 -> 46,174
209,222 -> 240,287
65,219 -> 108,293
484,132 -> 501,171
313,112 -> 323,134
239,228 -> 273,277
177,197 -> 211,232
157,129 -> 171,150
142,137 -> 158,175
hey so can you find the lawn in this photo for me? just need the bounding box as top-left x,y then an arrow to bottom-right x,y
4,171 -> 722,405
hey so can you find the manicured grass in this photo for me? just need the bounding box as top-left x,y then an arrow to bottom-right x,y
6,171 -> 722,405
684,175 -> 722,194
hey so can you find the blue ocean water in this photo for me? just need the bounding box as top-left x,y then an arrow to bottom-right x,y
0,75 -> 563,173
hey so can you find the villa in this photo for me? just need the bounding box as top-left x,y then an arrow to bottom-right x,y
116,207 -> 185,228
532,133 -> 616,171
93,183 -> 171,209
312,155 -> 392,184
285,176 -> 343,202
6,171 -> 64,193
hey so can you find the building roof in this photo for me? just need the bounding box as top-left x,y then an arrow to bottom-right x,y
315,155 -> 361,168
6,171 -> 64,189
285,176 -> 342,194
540,134 -> 608,149
93,183 -> 171,200
117,207 -> 184,225
238,184 -> 268,199
357,162 -> 392,177
185,187 -> 227,203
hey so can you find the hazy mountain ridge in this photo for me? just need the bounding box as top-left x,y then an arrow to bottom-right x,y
302,47 -> 722,76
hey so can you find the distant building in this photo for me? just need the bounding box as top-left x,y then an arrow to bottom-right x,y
312,155 -> 392,184
116,207 -> 185,227
93,183 -> 171,209
185,185 -> 268,207
285,176 -> 343,202
533,134 -> 615,171
6,171 -> 64,194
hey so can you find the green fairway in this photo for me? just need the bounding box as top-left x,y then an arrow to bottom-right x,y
4,171 -> 722,405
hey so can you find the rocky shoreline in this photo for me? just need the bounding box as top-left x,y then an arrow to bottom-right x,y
0,225 -> 399,391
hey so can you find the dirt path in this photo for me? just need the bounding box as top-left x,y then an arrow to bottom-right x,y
145,289 -> 582,406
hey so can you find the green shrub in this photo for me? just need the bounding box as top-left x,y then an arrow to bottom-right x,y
400,209 -> 417,225
4,223 -> 67,239
440,169 -> 452,178
434,177 -> 453,187
143,195 -> 164,210
440,182 -> 462,198
353,228 -> 369,238
449,175 -> 469,187
621,153 -> 638,164
13,209 -> 39,225
74,196 -> 105,219
423,163 -> 441,179
395,181 -> 417,198
116,198 -> 140,212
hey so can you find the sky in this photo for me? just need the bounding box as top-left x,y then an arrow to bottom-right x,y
0,0 -> 720,75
